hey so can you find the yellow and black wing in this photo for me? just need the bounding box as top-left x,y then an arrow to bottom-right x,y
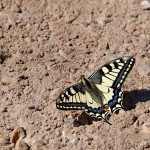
89,56 -> 135,88
56,83 -> 86,110
56,56 -> 135,123
88,56 -> 135,113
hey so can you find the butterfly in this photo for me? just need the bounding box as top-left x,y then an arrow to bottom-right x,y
56,56 -> 135,124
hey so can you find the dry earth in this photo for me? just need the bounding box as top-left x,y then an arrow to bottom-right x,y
0,0 -> 150,150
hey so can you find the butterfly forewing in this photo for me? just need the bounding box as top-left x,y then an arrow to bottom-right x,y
56,83 -> 86,110
89,56 -> 135,89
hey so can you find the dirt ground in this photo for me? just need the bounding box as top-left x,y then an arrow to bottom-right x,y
0,0 -> 150,149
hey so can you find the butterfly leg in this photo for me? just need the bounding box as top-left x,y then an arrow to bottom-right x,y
101,111 -> 112,125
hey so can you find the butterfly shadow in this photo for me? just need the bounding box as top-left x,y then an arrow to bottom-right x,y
73,111 -> 102,127
123,88 -> 150,111
73,88 -> 150,126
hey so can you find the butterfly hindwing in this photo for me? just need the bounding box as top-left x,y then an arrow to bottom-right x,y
94,84 -> 123,113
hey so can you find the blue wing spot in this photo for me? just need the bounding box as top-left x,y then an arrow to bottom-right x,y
87,107 -> 104,114
108,89 -> 120,107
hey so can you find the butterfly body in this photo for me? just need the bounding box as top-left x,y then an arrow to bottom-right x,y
56,56 -> 135,123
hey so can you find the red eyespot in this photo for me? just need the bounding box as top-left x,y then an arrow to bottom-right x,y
103,105 -> 110,110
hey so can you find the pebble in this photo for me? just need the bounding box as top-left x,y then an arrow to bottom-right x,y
50,88 -> 60,100
124,37 -> 132,43
126,24 -> 136,34
140,0 -> 150,10
1,143 -> 15,150
134,119 -> 139,127
72,135 -> 80,145
1,77 -> 11,85
64,10 -> 79,24
130,11 -> 138,18
62,137 -> 69,144
96,15 -> 107,27
138,64 -> 150,76
72,138 -> 79,145
31,141 -> 45,150
24,37 -> 32,44
10,127 -> 26,144
130,115 -> 138,125
1,107 -> 7,112
15,139 -> 29,150
144,109 -> 150,113
0,136 -> 6,145
142,122 -> 150,133
55,128 -> 62,137
129,0 -> 140,5
28,105 -> 35,110
11,4 -> 22,13
24,86 -> 32,94
139,141 -> 150,149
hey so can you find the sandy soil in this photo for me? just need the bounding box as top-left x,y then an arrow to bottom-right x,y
0,0 -> 150,149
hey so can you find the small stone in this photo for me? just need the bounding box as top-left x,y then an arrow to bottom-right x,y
129,0 -> 140,5
138,64 -> 150,76
15,139 -> 29,150
133,30 -> 141,36
64,117 -> 74,124
28,105 -> 35,110
1,107 -> 7,112
10,127 -> 26,144
1,77 -> 11,85
0,136 -> 6,145
102,0 -> 109,5
126,24 -> 136,34
11,4 -> 22,13
31,141 -> 45,149
139,141 -> 150,149
50,88 -> 60,100
72,138 -> 78,145
64,10 -> 79,24
124,37 -> 132,43
1,146 -> 11,150
130,115 -> 138,125
55,129 -> 61,137
142,122 -> 150,133
140,0 -> 150,10
15,0 -> 22,6
130,11 -> 138,18
96,15 -> 107,27
1,143 -> 15,150
70,68 -> 76,74
24,86 -> 32,94
62,137 -> 69,144
10,129 -> 19,144
134,120 -> 139,127
86,136 -> 93,145
24,37 -> 32,44
144,109 -> 150,113
72,134 -> 80,145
